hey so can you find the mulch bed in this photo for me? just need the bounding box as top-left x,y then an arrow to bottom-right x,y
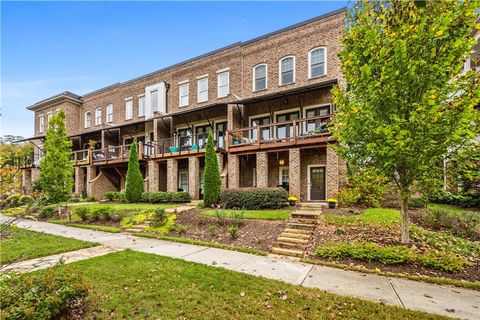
305,219 -> 480,283
167,209 -> 286,252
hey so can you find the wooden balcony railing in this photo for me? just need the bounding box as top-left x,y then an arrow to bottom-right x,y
226,115 -> 332,151
149,131 -> 226,158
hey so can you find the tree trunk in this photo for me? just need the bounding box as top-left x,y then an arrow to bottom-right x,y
400,194 -> 410,243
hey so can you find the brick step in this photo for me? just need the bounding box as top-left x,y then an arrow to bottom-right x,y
275,241 -> 307,250
279,232 -> 311,239
286,222 -> 316,230
271,247 -> 304,258
277,236 -> 309,244
283,228 -> 312,235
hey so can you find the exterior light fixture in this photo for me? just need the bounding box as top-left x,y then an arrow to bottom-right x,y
279,159 -> 285,166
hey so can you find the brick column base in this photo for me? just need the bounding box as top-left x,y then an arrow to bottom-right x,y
289,148 -> 301,200
326,145 -> 339,199
188,156 -> 199,200
167,159 -> 178,192
227,154 -> 239,189
74,167 -> 85,197
148,160 -> 159,192
256,152 -> 268,188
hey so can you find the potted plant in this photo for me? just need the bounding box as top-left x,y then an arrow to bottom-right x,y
327,198 -> 337,209
288,196 -> 298,206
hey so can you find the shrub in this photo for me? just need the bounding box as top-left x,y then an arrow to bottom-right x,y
408,197 -> 426,208
75,207 -> 90,221
105,191 -> 126,202
338,188 -> 361,207
173,224 -> 187,234
214,209 -> 227,226
91,207 -> 111,221
108,209 -> 124,223
0,266 -> 89,319
141,192 -> 191,203
203,132 -> 221,206
416,250 -> 471,273
5,193 -> 22,207
149,208 -> 167,228
416,207 -> 480,240
340,168 -> 387,207
220,188 -> 288,210
431,191 -> 480,208
38,207 -> 55,219
228,225 -> 239,239
125,139 -> 144,202
230,211 -> 244,228
18,195 -> 33,206
208,224 -> 218,237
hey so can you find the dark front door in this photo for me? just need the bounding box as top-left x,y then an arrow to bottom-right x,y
309,166 -> 326,201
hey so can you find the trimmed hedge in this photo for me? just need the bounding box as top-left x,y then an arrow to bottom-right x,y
219,188 -> 288,210
141,192 -> 191,203
104,191 -> 126,202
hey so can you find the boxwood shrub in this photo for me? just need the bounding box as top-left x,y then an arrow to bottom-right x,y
104,191 -> 126,202
141,192 -> 190,203
219,188 -> 288,210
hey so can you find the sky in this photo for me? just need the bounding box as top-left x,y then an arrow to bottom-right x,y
1,1 -> 347,138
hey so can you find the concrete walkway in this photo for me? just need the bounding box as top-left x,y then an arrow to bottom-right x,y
1,214 -> 479,319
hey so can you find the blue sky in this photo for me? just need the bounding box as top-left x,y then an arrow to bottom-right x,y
1,1 -> 346,138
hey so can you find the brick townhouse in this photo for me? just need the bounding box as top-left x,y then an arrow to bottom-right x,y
19,8 -> 348,202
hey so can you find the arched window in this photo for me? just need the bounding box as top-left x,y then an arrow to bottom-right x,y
95,107 -> 102,126
106,104 -> 113,123
253,64 -> 267,91
279,56 -> 295,85
84,112 -> 91,128
308,47 -> 327,78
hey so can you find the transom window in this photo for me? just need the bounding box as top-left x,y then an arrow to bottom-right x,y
95,108 -> 102,126
138,96 -> 145,116
179,82 -> 189,107
84,112 -> 91,128
253,64 -> 267,91
280,56 -> 295,85
125,99 -> 133,120
309,47 -> 326,78
106,104 -> 113,123
197,77 -> 208,103
217,71 -> 229,98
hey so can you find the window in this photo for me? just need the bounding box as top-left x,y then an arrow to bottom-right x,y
106,104 -> 113,123
47,113 -> 53,124
197,77 -> 208,103
195,125 -> 212,148
151,90 -> 158,112
280,56 -> 295,85
250,116 -> 271,141
95,107 -> 102,125
177,128 -> 192,150
305,105 -> 331,134
276,111 -> 299,138
84,112 -> 91,128
253,64 -> 267,91
125,99 -> 133,120
39,115 -> 45,133
138,96 -> 145,116
179,82 -> 189,107
309,47 -> 326,78
217,71 -> 229,98
279,166 -> 289,186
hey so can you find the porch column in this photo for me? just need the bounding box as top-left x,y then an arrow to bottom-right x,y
256,152 -> 268,188
289,148 -> 301,200
167,158 -> 178,192
217,153 -> 227,190
86,165 -> 97,197
74,167 -> 85,197
148,160 -> 159,192
227,103 -> 244,131
227,154 -> 239,188
326,145 -> 339,199
188,156 -> 200,199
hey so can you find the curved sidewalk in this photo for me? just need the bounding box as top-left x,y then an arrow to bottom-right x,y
2,214 -> 479,319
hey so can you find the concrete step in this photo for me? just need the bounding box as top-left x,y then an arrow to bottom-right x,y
124,228 -> 144,233
282,228 -> 312,235
275,241 -> 307,250
286,222 -> 316,230
292,211 -> 321,217
271,247 -> 304,258
277,236 -> 309,244
279,232 -> 311,239
132,224 -> 149,229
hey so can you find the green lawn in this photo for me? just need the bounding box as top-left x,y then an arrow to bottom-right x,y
325,208 -> 400,226
202,209 -> 292,220
0,225 -> 96,266
59,250 -> 447,319
73,203 -> 178,211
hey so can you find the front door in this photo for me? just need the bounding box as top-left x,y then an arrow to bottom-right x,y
309,166 -> 326,201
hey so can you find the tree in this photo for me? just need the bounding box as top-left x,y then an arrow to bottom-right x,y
203,131 -> 221,206
0,137 -> 33,195
37,110 -> 74,203
331,0 -> 480,243
125,138 -> 144,202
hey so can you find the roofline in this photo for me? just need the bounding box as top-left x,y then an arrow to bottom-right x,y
27,91 -> 83,111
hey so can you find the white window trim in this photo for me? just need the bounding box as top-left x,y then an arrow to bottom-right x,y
307,164 -> 327,201
217,70 -> 230,98
106,104 -> 113,123
308,46 -> 327,79
216,67 -> 230,74
125,99 -> 133,120
179,82 -> 189,107
95,107 -> 102,126
178,79 -> 189,85
279,55 -> 296,86
196,74 -> 209,80
252,63 -> 268,92
178,170 -> 189,192
84,111 -> 91,128
197,77 -> 208,103
138,96 -> 145,117
279,166 -> 289,185
38,115 -> 45,133
302,103 -> 332,118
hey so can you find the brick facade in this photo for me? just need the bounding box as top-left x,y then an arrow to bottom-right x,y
256,152 -> 268,188
288,148 -> 301,199
166,159 -> 178,192
188,156 -> 200,199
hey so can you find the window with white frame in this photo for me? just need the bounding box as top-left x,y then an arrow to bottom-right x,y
47,113 -> 53,124
197,77 -> 208,103
39,115 -> 45,133
138,96 -> 145,116
217,71 -> 229,98
95,107 -> 102,125
280,56 -> 295,85
84,112 -> 91,128
151,90 -> 158,112
253,64 -> 267,91
179,82 -> 189,107
309,47 -> 326,78
125,99 -> 133,120
106,104 -> 113,123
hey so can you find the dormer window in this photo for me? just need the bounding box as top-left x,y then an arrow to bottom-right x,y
279,56 -> 295,85
253,64 -> 267,91
95,107 -> 102,125
84,112 -> 91,128
309,47 -> 327,78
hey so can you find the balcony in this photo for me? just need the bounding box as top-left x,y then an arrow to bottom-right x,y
226,115 -> 333,152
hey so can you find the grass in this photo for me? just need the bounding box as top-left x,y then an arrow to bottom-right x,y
134,233 -> 268,256
73,203 -> 177,211
49,221 -> 122,233
202,209 -> 292,220
427,203 -> 477,214
56,250 -> 448,319
0,225 -> 96,266
325,208 -> 401,227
